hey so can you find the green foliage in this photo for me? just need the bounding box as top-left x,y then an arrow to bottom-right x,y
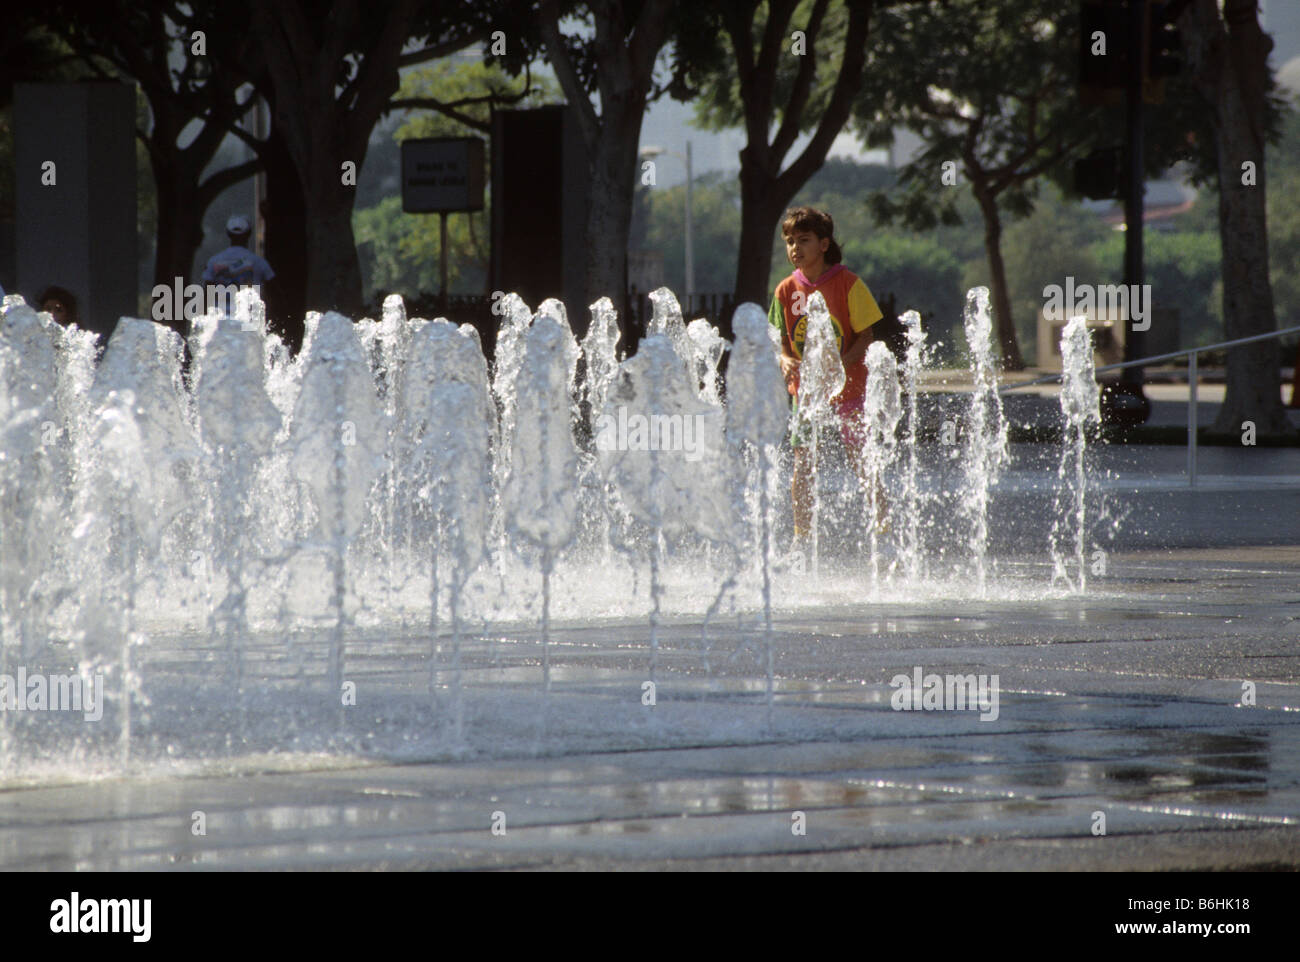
393,60 -> 558,141
849,0 -> 1100,365
1173,189 -> 1218,234
352,60 -> 562,303
688,0 -> 852,135
1090,229 -> 1221,347
843,233 -> 964,334
354,195 -> 487,300
858,0 -> 1091,233
995,187 -> 1112,358
1266,101 -> 1300,329
801,157 -> 895,197
643,171 -> 741,295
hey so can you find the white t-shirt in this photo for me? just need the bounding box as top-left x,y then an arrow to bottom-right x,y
201,245 -> 275,287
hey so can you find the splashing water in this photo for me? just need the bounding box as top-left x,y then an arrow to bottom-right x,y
598,333 -> 730,681
686,317 -> 727,405
491,293 -> 533,494
647,287 -> 693,377
579,297 -> 623,558
582,297 -> 623,428
860,341 -> 903,583
79,320 -> 201,762
725,303 -> 789,724
1050,315 -> 1102,592
793,292 -> 845,577
400,318 -> 495,735
505,312 -> 580,698
960,287 -> 1009,596
196,316 -> 282,689
0,285 -> 1118,781
0,306 -> 65,661
898,310 -> 929,580
287,312 -> 389,693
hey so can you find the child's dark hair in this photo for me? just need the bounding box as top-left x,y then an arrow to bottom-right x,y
781,206 -> 842,265
37,285 -> 78,323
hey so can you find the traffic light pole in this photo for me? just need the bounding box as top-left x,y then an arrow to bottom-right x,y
1120,0 -> 1150,403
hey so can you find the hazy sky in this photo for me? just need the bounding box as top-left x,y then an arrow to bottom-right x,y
637,94 -> 888,189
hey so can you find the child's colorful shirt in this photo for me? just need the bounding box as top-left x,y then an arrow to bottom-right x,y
767,264 -> 883,401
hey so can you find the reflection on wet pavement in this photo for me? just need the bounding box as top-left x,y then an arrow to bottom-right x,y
2,553 -> 1299,870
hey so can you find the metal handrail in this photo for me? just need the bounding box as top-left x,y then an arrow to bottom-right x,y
996,323 -> 1300,487
998,323 -> 1300,392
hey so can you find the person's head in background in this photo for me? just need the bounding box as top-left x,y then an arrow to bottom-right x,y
38,285 -> 78,327
225,214 -> 252,247
781,206 -> 842,280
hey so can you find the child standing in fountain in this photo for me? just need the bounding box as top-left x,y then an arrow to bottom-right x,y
768,206 -> 887,550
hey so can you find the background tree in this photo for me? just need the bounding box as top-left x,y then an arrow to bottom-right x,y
249,0 -> 491,316
847,233 -> 964,333
642,171 -> 743,296
533,0 -> 676,328
995,187 -> 1107,359
855,0 -> 1097,369
1092,228 -> 1221,347
39,2 -> 260,324
680,0 -> 875,306
1265,101 -> 1300,338
26,1 -> 314,344
1178,0 -> 1293,434
355,60 -> 561,301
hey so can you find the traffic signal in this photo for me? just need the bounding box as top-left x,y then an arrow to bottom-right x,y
1079,0 -> 1129,103
1079,1 -> 1183,107
1074,146 -> 1124,200
1146,1 -> 1182,78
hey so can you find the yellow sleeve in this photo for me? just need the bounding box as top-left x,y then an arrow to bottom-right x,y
848,278 -> 883,333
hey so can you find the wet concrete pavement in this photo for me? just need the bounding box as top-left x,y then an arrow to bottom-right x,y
3,543 -> 1298,871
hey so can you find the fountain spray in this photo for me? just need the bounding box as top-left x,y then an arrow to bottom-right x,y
794,292 -> 846,578
960,288 -> 1009,595
898,310 -> 929,581
1051,315 -> 1102,592
726,304 -> 790,727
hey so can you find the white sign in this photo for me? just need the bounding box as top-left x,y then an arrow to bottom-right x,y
401,138 -> 485,213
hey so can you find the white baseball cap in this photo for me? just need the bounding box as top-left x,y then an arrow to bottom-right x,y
226,215 -> 251,234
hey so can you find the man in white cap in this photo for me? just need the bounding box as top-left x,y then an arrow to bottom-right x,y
201,214 -> 275,314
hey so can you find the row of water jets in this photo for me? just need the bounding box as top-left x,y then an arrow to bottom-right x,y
0,284 -> 1101,765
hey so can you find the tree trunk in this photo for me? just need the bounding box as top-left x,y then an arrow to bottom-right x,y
146,95 -> 259,337
149,161 -> 181,265
149,151 -> 211,342
146,108 -> 206,323
972,182 -> 1024,370
585,126 -> 636,326
251,0 -> 416,324
726,0 -> 872,309
1183,0 -> 1290,434
261,124 -> 307,352
302,160 -> 365,317
537,0 -> 674,344
734,151 -> 792,306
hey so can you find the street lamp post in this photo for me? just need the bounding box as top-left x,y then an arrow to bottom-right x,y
684,141 -> 694,311
639,143 -> 694,312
